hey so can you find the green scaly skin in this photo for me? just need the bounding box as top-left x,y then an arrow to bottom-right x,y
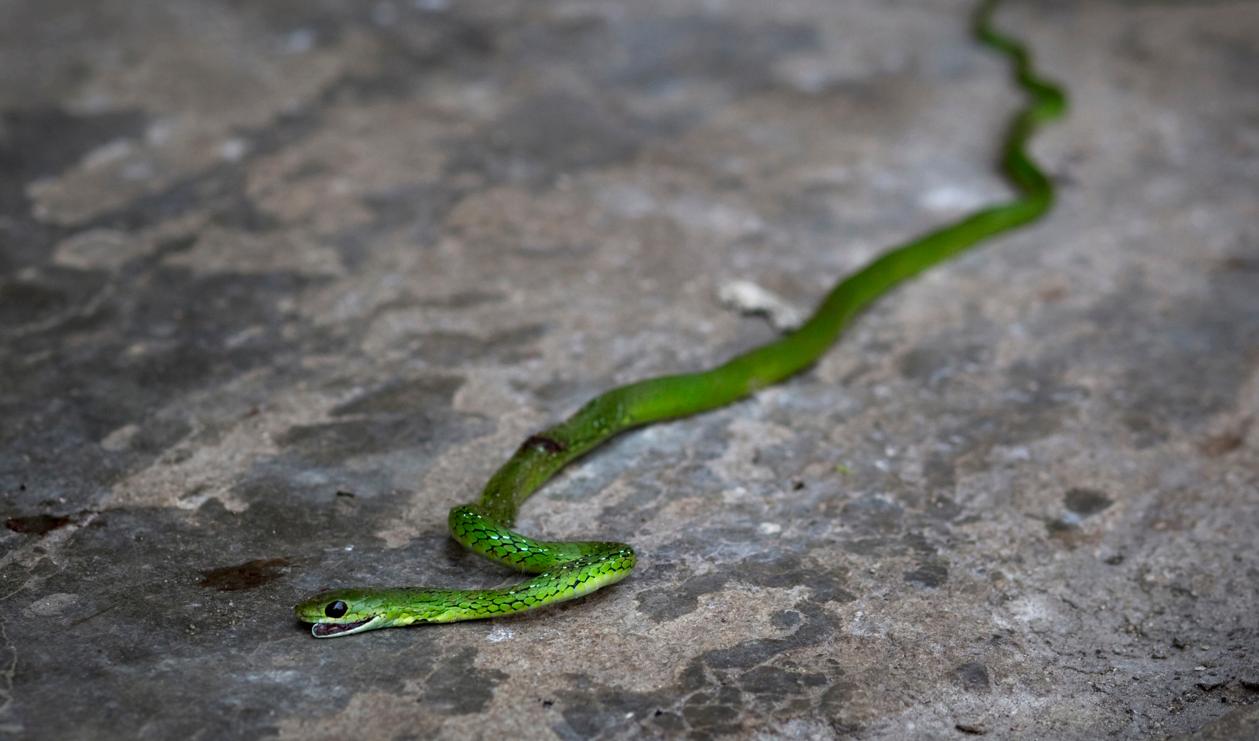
295,0 -> 1066,637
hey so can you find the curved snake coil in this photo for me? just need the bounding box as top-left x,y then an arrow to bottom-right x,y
296,0 -> 1067,637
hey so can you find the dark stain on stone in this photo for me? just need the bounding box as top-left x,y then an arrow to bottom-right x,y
770,609 -> 801,630
1040,285 -> 1067,302
924,454 -> 957,492
636,570 -> 729,622
5,513 -> 75,536
273,386 -> 489,476
678,657 -> 710,693
48,269 -> 324,444
515,242 -> 596,259
446,92 -> 650,186
681,700 -> 740,734
903,558 -> 949,588
0,107 -> 147,268
956,721 -> 988,735
34,489 -> 462,732
954,662 -> 991,691
419,647 -> 507,715
557,673 -> 675,737
703,603 -> 835,670
1045,506 -> 1105,547
1064,488 -> 1113,517
83,161 -> 252,235
738,665 -> 827,697
1221,256 -> 1259,272
557,604 -> 846,736
413,290 -> 504,309
278,416 -> 442,463
332,182 -> 470,269
0,279 -> 73,327
652,710 -> 686,734
405,324 -> 548,365
208,190 -> 280,233
899,339 -> 990,388
926,494 -> 964,522
843,536 -> 889,556
1195,677 -> 1228,692
901,531 -> 937,555
1199,419 -> 1250,458
635,554 -> 853,623
331,375 -> 464,417
65,10 -> 499,246
0,107 -> 149,183
358,182 -> 465,249
837,493 -> 906,536
198,557 -> 290,591
808,571 -> 858,605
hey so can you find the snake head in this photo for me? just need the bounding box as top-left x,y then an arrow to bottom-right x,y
294,588 -> 396,638
294,588 -> 462,637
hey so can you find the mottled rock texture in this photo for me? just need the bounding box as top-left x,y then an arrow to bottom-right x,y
2,0 -> 1257,738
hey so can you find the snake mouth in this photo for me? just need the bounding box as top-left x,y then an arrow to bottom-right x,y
310,615 -> 382,638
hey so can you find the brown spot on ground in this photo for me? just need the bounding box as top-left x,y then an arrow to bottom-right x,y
198,557 -> 291,591
1199,419 -> 1250,458
6,513 -> 75,536
1039,285 -> 1067,302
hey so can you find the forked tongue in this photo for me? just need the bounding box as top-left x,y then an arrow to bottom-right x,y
312,618 -> 372,637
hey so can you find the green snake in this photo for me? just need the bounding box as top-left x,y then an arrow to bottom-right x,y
295,0 -> 1066,637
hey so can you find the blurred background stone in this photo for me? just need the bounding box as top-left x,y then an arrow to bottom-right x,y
1,0 -> 1256,737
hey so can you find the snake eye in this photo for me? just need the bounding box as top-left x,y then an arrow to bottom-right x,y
325,600 -> 348,618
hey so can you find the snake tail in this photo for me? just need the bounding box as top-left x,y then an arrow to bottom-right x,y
295,0 -> 1066,637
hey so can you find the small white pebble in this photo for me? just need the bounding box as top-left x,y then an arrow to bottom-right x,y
758,522 -> 782,535
219,138 -> 248,162
486,626 -> 514,642
283,28 -> 317,54
717,280 -> 804,331
921,184 -> 985,213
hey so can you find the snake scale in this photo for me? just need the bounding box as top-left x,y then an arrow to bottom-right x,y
295,0 -> 1066,637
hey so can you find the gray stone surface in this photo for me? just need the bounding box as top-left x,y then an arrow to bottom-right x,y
2,0 -> 1257,738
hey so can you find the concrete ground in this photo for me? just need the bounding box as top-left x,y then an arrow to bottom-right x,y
2,0 -> 1257,738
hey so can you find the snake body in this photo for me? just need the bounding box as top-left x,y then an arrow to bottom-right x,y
295,0 -> 1066,637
